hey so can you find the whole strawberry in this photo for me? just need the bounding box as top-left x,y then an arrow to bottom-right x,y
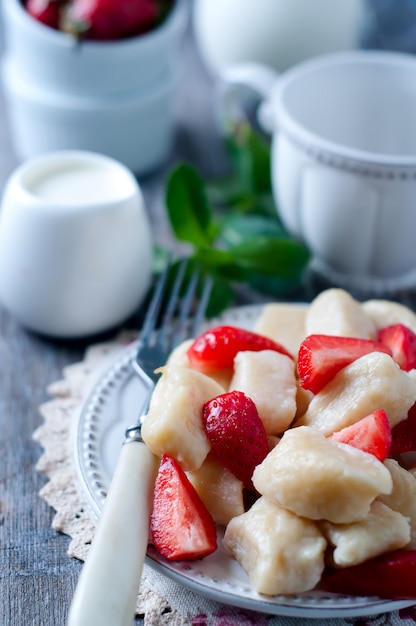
202,390 -> 269,491
62,0 -> 168,40
25,0 -> 62,29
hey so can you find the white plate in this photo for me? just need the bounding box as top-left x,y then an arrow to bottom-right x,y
74,303 -> 416,619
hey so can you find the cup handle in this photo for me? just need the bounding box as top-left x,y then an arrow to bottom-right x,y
215,62 -> 279,134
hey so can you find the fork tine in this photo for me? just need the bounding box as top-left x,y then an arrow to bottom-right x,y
157,257 -> 188,347
172,262 -> 201,345
139,257 -> 172,343
157,258 -> 199,351
133,258 -> 212,388
191,273 -> 213,337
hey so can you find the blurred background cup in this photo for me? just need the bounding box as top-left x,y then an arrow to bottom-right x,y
193,0 -> 365,76
0,0 -> 188,175
217,50 -> 416,295
0,150 -> 153,338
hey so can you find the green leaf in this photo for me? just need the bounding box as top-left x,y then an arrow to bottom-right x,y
230,236 -> 311,279
165,163 -> 218,247
219,213 -> 287,246
225,121 -> 272,194
247,273 -> 304,297
195,248 -> 250,282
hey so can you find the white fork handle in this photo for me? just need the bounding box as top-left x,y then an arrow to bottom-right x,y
67,441 -> 159,626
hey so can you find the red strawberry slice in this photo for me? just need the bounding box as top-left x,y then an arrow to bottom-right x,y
329,410 -> 392,462
297,334 -> 392,394
150,454 -> 217,561
390,402 -> 416,456
322,549 -> 416,599
188,325 -> 293,374
26,0 -> 61,29
202,390 -> 269,490
377,323 -> 416,371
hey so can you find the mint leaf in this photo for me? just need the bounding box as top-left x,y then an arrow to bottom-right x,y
161,123 -> 311,317
225,121 -> 271,194
220,213 -> 288,245
165,163 -> 218,247
230,236 -> 311,279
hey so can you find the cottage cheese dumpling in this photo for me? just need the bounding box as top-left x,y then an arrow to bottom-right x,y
187,452 -> 244,526
142,365 -> 224,471
229,350 -> 297,434
166,338 -> 232,390
296,352 -> 416,435
320,501 -> 410,567
254,303 -> 306,356
305,288 -> 376,339
363,299 -> 416,334
253,426 -> 392,523
223,497 -> 327,595
166,338 -> 193,367
378,459 -> 416,549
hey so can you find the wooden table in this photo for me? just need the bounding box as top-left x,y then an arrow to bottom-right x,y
0,14 -> 229,625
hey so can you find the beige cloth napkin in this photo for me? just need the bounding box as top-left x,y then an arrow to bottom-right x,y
33,332 -> 416,626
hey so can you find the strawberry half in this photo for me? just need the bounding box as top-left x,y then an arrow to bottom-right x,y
329,409 -> 392,462
150,454 -> 217,561
202,390 -> 269,490
25,0 -> 61,29
390,402 -> 416,456
297,334 -> 392,394
377,323 -> 416,371
188,325 -> 293,374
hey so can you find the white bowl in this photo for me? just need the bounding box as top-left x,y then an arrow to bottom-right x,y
1,57 -> 177,174
1,0 -> 188,95
0,150 -> 153,338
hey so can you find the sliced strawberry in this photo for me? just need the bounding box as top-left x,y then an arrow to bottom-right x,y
188,325 -> 293,373
202,390 -> 269,490
297,334 -> 392,394
322,549 -> 416,599
150,454 -> 217,561
329,410 -> 392,462
377,323 -> 416,371
25,0 -> 61,29
390,402 -> 416,455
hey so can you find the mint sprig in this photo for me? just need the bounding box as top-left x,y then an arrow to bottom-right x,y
162,121 -> 310,317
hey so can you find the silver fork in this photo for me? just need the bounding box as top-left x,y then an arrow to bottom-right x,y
68,259 -> 212,626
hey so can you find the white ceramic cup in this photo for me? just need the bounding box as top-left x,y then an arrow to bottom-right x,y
218,50 -> 416,294
193,0 -> 364,75
0,151 -> 153,338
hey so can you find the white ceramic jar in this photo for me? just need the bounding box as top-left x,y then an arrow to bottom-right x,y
193,0 -> 365,75
0,0 -> 188,174
0,151 -> 153,338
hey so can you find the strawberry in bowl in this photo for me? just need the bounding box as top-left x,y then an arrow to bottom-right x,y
23,0 -> 175,39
